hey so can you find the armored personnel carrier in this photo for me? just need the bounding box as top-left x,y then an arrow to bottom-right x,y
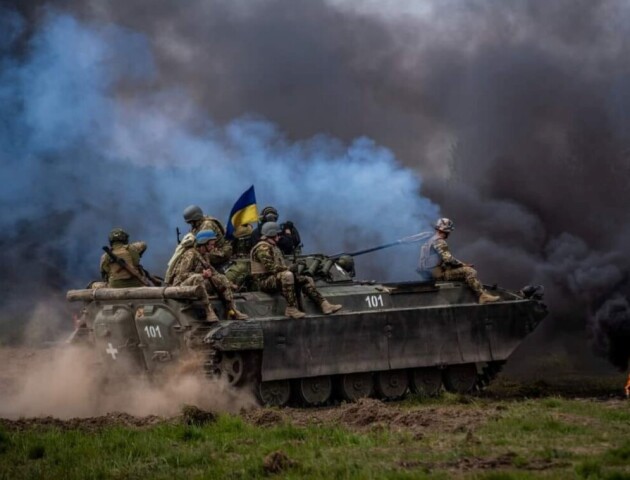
67,253 -> 547,407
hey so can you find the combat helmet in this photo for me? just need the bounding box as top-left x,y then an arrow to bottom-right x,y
260,206 -> 279,223
183,205 -> 204,223
435,218 -> 454,233
196,229 -> 217,245
337,254 -> 355,276
109,228 -> 129,244
261,221 -> 282,237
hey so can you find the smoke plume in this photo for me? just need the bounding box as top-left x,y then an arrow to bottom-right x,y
2,1 -> 630,369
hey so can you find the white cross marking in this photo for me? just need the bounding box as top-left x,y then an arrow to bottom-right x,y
106,343 -> 119,360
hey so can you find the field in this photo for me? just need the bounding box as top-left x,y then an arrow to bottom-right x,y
1,345 -> 630,479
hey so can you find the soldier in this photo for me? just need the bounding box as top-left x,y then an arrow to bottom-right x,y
251,222 -> 342,319
182,205 -> 233,268
251,206 -> 302,255
169,230 -> 248,321
99,228 -> 147,288
417,218 -> 500,304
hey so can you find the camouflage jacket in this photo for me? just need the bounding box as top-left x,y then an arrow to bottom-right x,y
100,241 -> 147,287
170,247 -> 215,286
190,215 -> 232,265
433,237 -> 463,267
250,240 -> 287,276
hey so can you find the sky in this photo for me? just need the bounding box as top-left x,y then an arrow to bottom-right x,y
2,0 -> 630,367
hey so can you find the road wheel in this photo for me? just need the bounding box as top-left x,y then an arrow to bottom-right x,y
375,370 -> 409,400
297,376 -> 333,406
338,372 -> 374,402
258,380 -> 291,407
443,364 -> 478,394
409,367 -> 442,397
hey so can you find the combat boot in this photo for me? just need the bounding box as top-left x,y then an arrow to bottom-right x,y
320,299 -> 343,315
206,306 -> 220,322
478,291 -> 500,304
285,306 -> 306,319
226,306 -> 249,320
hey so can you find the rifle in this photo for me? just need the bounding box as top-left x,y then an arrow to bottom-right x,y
330,231 -> 433,259
102,246 -> 151,286
139,265 -> 164,286
176,227 -> 181,244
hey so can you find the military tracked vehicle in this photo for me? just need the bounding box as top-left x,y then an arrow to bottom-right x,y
67,253 -> 547,407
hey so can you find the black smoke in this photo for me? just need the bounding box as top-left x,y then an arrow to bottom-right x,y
2,0 -> 630,369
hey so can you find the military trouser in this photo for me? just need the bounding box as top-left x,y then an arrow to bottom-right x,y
180,272 -> 236,308
432,265 -> 484,296
257,271 -> 324,308
177,274 -> 213,345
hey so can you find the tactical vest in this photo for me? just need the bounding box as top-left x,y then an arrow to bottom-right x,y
108,244 -> 141,281
192,216 -> 226,236
250,241 -> 284,275
417,234 -> 442,272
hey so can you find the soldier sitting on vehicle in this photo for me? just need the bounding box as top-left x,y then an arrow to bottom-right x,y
417,218 -> 500,305
182,205 -> 233,269
250,222 -> 342,319
251,205 -> 302,255
167,230 -> 248,321
99,228 -> 148,288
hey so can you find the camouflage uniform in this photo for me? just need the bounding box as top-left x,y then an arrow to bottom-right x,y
189,215 -> 233,266
250,240 -> 324,307
251,221 -> 301,255
418,234 -> 483,295
99,241 -> 147,288
231,224 -> 254,257
170,247 -> 237,307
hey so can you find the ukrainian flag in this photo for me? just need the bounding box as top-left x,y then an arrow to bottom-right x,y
226,185 -> 258,239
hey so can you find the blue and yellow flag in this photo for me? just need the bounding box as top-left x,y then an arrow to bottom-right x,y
226,185 -> 258,239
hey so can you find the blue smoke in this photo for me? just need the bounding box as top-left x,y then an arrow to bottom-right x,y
0,10 -> 438,324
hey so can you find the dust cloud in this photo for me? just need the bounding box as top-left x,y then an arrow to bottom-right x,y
0,344 -> 255,419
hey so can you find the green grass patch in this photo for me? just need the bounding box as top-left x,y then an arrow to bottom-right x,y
1,397 -> 630,479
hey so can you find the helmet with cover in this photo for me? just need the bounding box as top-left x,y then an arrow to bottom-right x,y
108,228 -> 129,244
260,206 -> 279,223
261,221 -> 282,237
434,218 -> 454,233
196,229 -> 217,245
183,205 -> 204,223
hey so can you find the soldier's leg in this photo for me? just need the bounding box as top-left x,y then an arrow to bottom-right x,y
441,266 -> 499,303
297,276 -> 342,314
441,266 -> 483,295
179,274 -> 218,345
208,273 -> 248,319
278,271 -> 306,319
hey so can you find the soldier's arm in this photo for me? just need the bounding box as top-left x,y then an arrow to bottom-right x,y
254,244 -> 287,274
129,242 -> 147,257
174,252 -> 199,283
99,253 -> 110,281
208,241 -> 233,265
434,239 -> 463,267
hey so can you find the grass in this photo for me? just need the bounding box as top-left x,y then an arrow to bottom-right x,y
1,397 -> 630,479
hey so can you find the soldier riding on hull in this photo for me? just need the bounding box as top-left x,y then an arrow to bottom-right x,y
418,218 -> 500,305
99,228 -> 147,288
250,222 -> 342,319
168,230 -> 248,321
183,205 -> 233,269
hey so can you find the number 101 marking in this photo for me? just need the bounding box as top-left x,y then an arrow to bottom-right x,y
144,325 -> 163,338
365,294 -> 384,308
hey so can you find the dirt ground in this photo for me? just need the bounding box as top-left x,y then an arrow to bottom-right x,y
1,345 -> 627,435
